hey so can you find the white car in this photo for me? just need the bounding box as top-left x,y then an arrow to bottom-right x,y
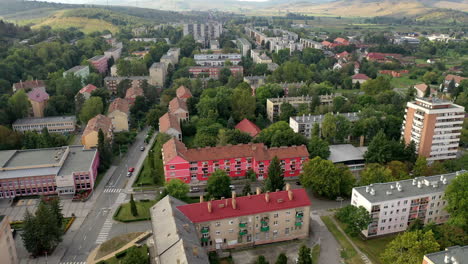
127,172 -> 132,177
229,185 -> 235,190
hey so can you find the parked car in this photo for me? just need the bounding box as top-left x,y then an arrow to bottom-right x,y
229,185 -> 236,190
127,172 -> 132,177
140,146 -> 145,151
128,167 -> 135,172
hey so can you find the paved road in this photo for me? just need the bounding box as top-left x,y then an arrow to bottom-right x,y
59,128 -> 151,263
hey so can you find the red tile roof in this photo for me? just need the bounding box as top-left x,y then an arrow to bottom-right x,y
235,119 -> 261,137
414,83 -> 428,92
176,85 -> 192,99
79,84 -> 97,95
27,87 -> 49,103
162,137 -> 187,162
159,113 -> 181,134
352,73 -> 370,80
125,86 -> 144,99
334,37 -> 348,44
13,80 -> 45,91
169,97 -> 188,113
177,189 -> 311,223
445,74 -> 467,84
108,98 -> 130,114
162,138 -> 309,163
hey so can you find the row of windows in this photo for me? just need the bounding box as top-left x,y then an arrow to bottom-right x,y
0,178 -> 54,187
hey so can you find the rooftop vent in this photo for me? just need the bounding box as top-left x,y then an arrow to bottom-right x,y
443,178 -> 448,185
386,191 -> 392,195
397,186 -> 402,192
412,179 -> 417,185
390,185 -> 394,190
365,186 -> 370,193
370,188 -> 375,196
417,181 -> 422,188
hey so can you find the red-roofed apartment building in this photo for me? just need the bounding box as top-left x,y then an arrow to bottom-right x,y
12,80 -> 46,93
162,138 -> 309,183
177,186 -> 311,250
235,119 -> 261,137
27,87 -> 49,118
77,84 -> 97,100
176,85 -> 193,102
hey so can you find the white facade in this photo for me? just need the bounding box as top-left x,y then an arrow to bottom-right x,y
351,172 -> 464,238
194,53 -> 242,66
290,112 -> 360,138
300,39 -> 323,50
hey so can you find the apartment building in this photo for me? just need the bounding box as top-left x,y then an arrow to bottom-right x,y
63,65 -> 90,81
237,38 -> 251,56
88,55 -> 108,74
176,85 -> 192,102
104,76 -> 149,94
251,49 -> 272,64
244,76 -> 266,94
149,62 -> 167,87
27,87 -> 49,118
177,186 -> 311,251
183,22 -> 223,47
442,74 -> 467,92
104,46 -> 122,61
0,145 -> 99,199
81,114 -> 113,149
77,84 -> 97,100
162,138 -> 309,184
150,196 -> 209,264
188,66 -> 243,79
107,98 -> 130,132
161,48 -> 181,66
159,113 -> 182,141
12,80 -> 45,93
266,95 -> 336,122
194,53 -> 242,66
299,39 -> 323,50
125,86 -> 144,105
402,97 -> 465,161
13,116 -> 76,134
351,171 -> 465,238
169,97 -> 189,122
423,245 -> 467,264
0,215 -> 18,264
290,112 -> 360,138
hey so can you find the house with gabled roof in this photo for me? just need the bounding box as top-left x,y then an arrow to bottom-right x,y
107,98 -> 130,132
235,119 -> 261,137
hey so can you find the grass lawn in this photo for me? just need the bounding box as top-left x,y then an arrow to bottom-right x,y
321,216 -> 364,264
114,200 -> 156,222
312,244 -> 320,263
11,217 -> 73,232
101,245 -> 149,264
133,135 -> 165,188
387,76 -> 421,88
334,217 -> 396,264
95,232 -> 143,259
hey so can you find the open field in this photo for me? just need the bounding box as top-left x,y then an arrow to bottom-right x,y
96,232 -> 143,259
28,15 -> 119,34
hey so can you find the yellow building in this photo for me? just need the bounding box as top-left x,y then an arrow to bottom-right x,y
0,215 -> 18,264
27,87 -> 49,118
81,114 -> 113,149
107,98 -> 130,132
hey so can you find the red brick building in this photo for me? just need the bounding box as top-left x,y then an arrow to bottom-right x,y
188,66 -> 243,80
162,138 -> 309,184
88,55 -> 108,74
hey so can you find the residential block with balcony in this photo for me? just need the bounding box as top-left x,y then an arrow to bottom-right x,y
351,171 -> 465,238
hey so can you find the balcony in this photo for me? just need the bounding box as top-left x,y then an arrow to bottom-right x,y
201,237 -> 209,243
239,222 -> 247,228
295,221 -> 303,226
239,229 -> 248,236
296,212 -> 304,218
260,226 -> 270,232
201,227 -> 209,234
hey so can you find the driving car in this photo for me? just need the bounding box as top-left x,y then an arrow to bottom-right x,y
128,167 -> 135,172
140,146 -> 145,151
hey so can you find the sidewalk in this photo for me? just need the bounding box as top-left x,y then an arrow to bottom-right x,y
126,132 -> 157,192
330,216 -> 372,264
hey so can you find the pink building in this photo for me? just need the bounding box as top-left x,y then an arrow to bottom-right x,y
189,66 -> 243,79
88,55 -> 108,74
162,139 -> 309,184
0,146 -> 99,199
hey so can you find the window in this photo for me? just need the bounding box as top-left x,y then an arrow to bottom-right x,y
383,205 -> 388,209
380,227 -> 385,231
429,211 -> 433,215
273,221 -> 278,226
384,212 -> 387,216
404,200 -> 408,205
381,219 -> 386,223
285,228 -> 289,234
389,218 -> 392,222
216,231 -> 221,235
229,220 -> 234,225
390,211 -> 393,214
170,165 -> 175,169
215,222 -> 220,227
274,213 -> 279,218
286,211 -> 291,215
396,209 -> 399,213
402,208 -> 407,212
229,229 -> 233,233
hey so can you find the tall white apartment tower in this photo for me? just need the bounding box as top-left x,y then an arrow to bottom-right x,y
402,97 -> 465,161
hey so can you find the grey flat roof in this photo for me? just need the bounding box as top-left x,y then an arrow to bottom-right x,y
13,116 -> 76,126
329,144 -> 366,163
424,246 -> 468,264
89,55 -> 105,61
353,171 -> 465,204
58,146 -> 96,176
65,65 -> 88,73
104,76 -> 149,80
3,147 -> 67,168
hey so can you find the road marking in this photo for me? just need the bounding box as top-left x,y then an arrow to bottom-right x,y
59,262 -> 86,264
103,188 -> 123,193
96,193 -> 127,244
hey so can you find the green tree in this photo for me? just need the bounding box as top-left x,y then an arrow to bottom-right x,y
336,205 -> 372,237
231,86 -> 256,121
361,76 -> 392,95
97,128 -> 112,171
279,102 -> 296,122
206,170 -> 232,199
364,131 -> 392,164
321,113 -> 337,142
300,157 -> 355,199
161,179 -> 190,201
297,244 -> 312,264
308,136 -> 330,159
242,181 -> 251,196
255,121 -> 307,147
381,230 -> 440,264
8,89 -> 30,120
79,96 -> 103,125
386,161 -> 410,180
122,246 -> 148,264
359,164 -> 393,185
444,172 -> 468,229
265,156 -> 284,192
413,156 -> 428,176
275,253 -> 288,264
130,194 -> 138,216
254,255 -> 269,264
217,129 -> 252,146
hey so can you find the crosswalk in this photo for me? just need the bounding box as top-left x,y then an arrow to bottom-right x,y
60,262 -> 86,264
96,219 -> 113,244
103,188 -> 123,193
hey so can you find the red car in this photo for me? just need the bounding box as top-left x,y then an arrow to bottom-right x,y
128,167 -> 135,172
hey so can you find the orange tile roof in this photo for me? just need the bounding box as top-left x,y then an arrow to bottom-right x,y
352,73 -> 370,80
176,85 -> 192,99
82,114 -> 112,138
125,86 -> 144,99
79,84 -> 97,95
414,83 -> 428,92
159,113 -> 181,134
162,138 -> 309,163
108,98 -> 130,114
162,136 -> 187,162
445,74 -> 467,84
13,80 -> 45,91
169,97 -> 188,113
235,119 -> 261,137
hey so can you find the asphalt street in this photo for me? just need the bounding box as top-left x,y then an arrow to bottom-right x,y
59,128 -> 151,263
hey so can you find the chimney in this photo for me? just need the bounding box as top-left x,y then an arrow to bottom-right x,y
232,197 -> 237,209
256,187 -> 261,195
232,191 -> 236,199
265,192 -> 270,203
285,183 -> 291,191
207,201 -> 212,213
200,195 -> 204,203
288,190 -> 294,200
